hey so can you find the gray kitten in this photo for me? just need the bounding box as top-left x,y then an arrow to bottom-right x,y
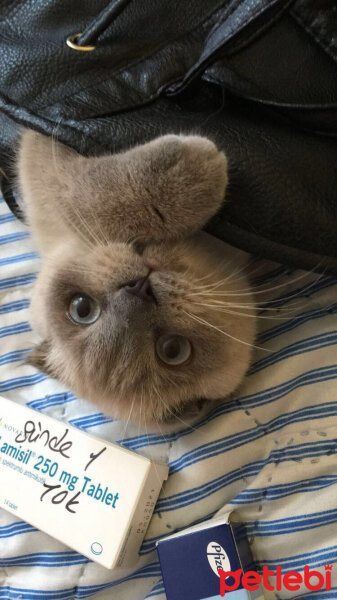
18,131 -> 256,429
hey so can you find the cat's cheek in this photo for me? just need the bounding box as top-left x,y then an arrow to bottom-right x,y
29,278 -> 51,340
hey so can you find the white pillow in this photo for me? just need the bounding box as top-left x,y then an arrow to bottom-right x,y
0,196 -> 336,600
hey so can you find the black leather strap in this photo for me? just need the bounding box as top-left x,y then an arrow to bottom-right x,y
78,0 -> 133,46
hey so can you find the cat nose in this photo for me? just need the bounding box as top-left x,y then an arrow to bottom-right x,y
124,277 -> 156,303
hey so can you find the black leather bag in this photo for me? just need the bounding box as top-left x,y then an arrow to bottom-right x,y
1,0 -> 336,273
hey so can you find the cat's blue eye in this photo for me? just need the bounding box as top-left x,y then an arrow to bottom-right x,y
156,334 -> 192,366
68,294 -> 101,325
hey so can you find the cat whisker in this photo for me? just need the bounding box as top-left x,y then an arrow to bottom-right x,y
147,395 -> 166,485
188,303 -> 292,320
150,383 -> 167,443
154,277 -> 302,315
220,259 -> 256,286
151,384 -> 169,445
154,384 -> 197,431
141,387 -> 151,448
186,258 -> 267,294
189,260 -> 250,292
188,255 -> 237,286
193,269 -> 323,298
70,205 -> 105,249
183,310 -> 272,353
229,259 -> 276,284
186,292 -> 300,312
209,267 -> 293,295
57,188 -> 105,250
162,400 -> 198,431
119,393 -> 137,445
189,260 -> 321,299
192,287 -> 306,305
164,374 -> 181,391
138,388 -> 143,438
86,191 -> 111,248
63,214 -> 98,251
191,249 -> 264,288
59,208 -> 98,252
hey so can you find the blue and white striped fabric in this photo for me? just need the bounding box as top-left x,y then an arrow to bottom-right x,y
0,194 -> 336,600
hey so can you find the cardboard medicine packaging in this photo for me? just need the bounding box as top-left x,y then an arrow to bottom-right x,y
157,514 -> 264,600
0,395 -> 168,569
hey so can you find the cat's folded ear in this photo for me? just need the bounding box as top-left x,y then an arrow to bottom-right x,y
25,341 -> 55,378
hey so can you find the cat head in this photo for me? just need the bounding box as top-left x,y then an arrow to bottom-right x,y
18,131 -> 256,429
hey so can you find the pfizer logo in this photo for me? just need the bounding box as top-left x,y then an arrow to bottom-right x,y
91,542 -> 103,556
207,542 -> 231,577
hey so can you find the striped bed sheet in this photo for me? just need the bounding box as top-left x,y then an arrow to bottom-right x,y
0,194 -> 336,600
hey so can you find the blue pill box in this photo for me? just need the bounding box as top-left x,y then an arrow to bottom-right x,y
157,514 -> 264,600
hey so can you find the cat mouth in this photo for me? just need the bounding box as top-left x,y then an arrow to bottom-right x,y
161,397 -> 209,425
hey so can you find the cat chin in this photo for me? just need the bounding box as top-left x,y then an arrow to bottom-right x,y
79,388 -> 221,434
150,397 -> 219,433
123,397 -> 222,434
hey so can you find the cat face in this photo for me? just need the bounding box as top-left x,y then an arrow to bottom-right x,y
19,131 -> 256,429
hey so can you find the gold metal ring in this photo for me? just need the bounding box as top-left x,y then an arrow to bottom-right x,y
66,33 -> 96,52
